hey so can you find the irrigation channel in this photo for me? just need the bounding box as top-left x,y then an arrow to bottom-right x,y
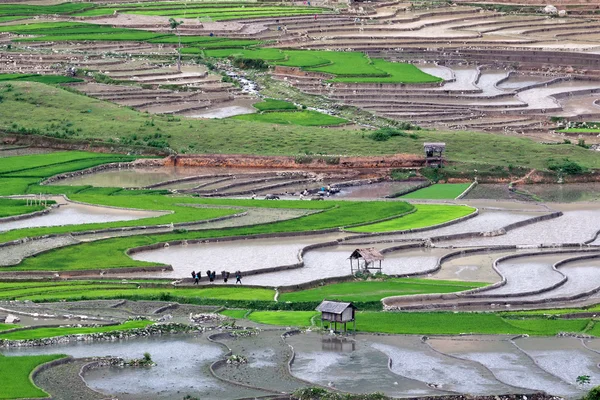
4,167 -> 600,398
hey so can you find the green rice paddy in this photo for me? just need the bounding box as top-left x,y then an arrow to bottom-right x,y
0,353 -> 66,399
0,198 -> 46,218
278,278 -> 488,303
232,110 -> 347,126
348,204 -> 476,233
0,320 -> 153,341
401,183 -> 472,199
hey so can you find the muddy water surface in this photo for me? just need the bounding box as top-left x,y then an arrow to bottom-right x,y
0,202 -> 165,232
2,335 -> 269,400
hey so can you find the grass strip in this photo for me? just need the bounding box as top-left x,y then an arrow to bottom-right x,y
246,310 -> 592,336
232,110 -> 347,126
0,319 -> 152,340
347,204 -> 475,233
0,198 -> 46,218
279,278 -> 488,303
401,183 -> 472,199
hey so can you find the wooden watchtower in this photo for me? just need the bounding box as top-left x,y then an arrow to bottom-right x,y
316,300 -> 357,332
349,248 -> 384,275
424,142 -> 446,167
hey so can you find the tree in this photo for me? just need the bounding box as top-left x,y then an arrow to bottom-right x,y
169,18 -> 184,72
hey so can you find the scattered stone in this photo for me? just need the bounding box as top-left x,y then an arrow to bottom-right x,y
4,314 -> 20,324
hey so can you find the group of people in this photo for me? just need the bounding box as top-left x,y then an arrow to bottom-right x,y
190,270 -> 242,284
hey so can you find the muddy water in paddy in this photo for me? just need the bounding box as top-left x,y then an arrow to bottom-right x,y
427,336 -> 583,397
287,332 -> 444,397
447,205 -> 600,246
435,249 -> 521,282
514,336 -> 600,387
335,181 -> 426,199
370,335 -> 518,395
0,201 -> 164,232
53,167 -> 209,188
131,233 -> 347,279
344,208 -> 545,244
482,252 -> 576,296
2,335 -> 269,400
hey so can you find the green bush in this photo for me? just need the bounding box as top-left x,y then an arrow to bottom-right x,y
585,386 -> 600,400
232,57 -> 268,70
368,127 -> 417,142
548,159 -> 587,175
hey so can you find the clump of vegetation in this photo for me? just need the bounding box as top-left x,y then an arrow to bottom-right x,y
232,57 -> 268,70
368,127 -> 418,142
226,354 -> 247,364
293,387 -> 388,400
584,385 -> 600,400
390,169 -> 417,180
548,159 -> 587,175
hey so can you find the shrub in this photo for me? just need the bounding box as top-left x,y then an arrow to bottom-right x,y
548,159 -> 587,175
368,127 -> 417,142
232,57 -> 268,70
585,386 -> 600,400
295,155 -> 313,164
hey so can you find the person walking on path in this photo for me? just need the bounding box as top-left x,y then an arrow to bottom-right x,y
235,270 -> 242,284
224,271 -> 230,283
191,271 -> 196,280
194,272 -> 200,285
210,271 -> 216,282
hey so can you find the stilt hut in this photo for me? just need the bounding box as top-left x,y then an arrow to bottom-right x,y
316,300 -> 357,332
348,248 -> 384,275
424,142 -> 445,167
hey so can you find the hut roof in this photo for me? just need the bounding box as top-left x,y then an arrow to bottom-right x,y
349,248 -> 384,262
423,142 -> 446,151
316,300 -> 356,314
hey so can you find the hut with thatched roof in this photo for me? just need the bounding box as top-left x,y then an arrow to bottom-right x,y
348,247 -> 384,275
316,300 -> 357,332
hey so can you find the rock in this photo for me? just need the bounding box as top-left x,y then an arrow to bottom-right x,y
558,9 -> 567,17
543,5 -> 557,14
5,314 -> 20,324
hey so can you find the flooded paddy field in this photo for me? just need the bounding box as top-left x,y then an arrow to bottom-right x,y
287,332 -> 593,398
49,165 -> 389,198
3,335 -> 270,400
0,198 -> 166,233
2,310 -> 597,400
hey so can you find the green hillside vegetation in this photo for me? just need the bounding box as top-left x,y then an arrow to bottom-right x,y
1,82 -> 598,173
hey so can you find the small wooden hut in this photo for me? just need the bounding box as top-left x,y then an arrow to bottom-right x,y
424,142 -> 446,167
316,300 -> 357,332
349,248 -> 384,275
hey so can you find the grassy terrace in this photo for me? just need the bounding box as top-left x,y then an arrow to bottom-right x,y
243,310 -> 592,336
0,2 -> 329,21
347,204 -> 475,233
204,48 -> 442,84
278,278 -> 488,303
401,183 -> 472,199
1,82 -> 598,172
9,199 -> 412,271
0,353 -> 66,400
0,320 -> 153,341
0,278 -> 486,304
